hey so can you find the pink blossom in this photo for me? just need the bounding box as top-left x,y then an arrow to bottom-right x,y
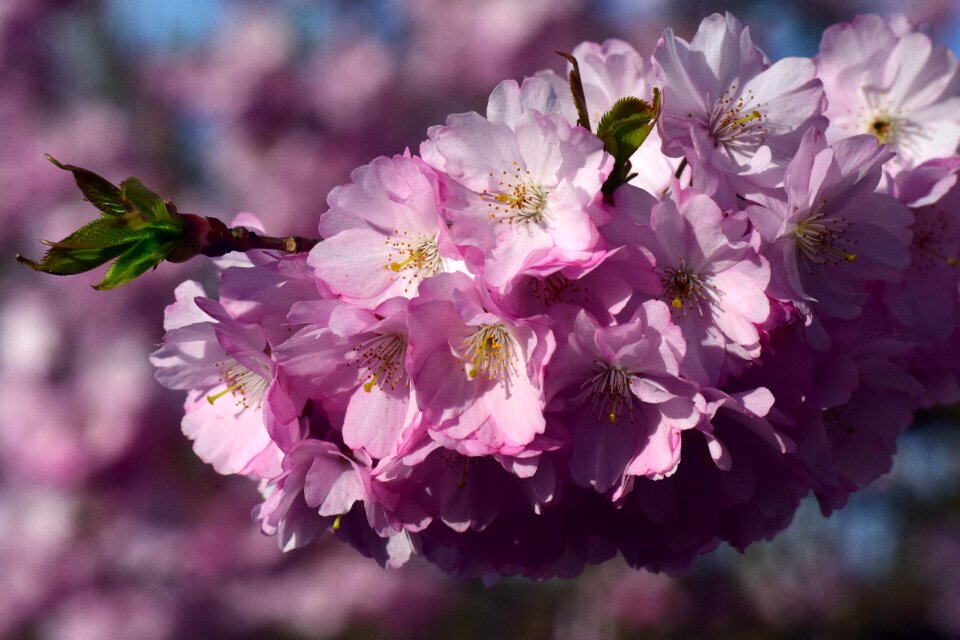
308,154 -> 463,306
150,281 -> 288,478
274,297 -> 418,460
746,128 -> 912,324
653,13 -> 826,207
633,188 -> 771,384
817,14 -> 960,174
254,438 -> 367,551
884,182 -> 960,343
421,107 -> 611,288
545,304 -> 704,498
407,272 -> 555,454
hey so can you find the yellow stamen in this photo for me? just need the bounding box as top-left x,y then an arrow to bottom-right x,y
461,324 -> 515,384
206,385 -> 238,405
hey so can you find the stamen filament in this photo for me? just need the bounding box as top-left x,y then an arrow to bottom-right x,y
580,362 -> 636,425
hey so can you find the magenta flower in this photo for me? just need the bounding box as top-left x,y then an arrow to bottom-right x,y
746,128 -> 912,323
653,13 -> 826,207
545,304 -> 704,499
633,188 -> 771,384
817,14 -> 960,174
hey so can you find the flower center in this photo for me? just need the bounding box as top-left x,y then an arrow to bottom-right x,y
868,115 -> 895,145
661,259 -> 717,317
351,333 -> 408,393
481,162 -> 548,224
206,361 -> 269,410
912,210 -> 958,270
708,84 -> 766,151
580,362 -> 635,425
792,206 -> 858,269
440,449 -> 493,488
858,87 -> 924,154
531,273 -> 582,306
461,323 -> 515,383
384,232 -> 442,293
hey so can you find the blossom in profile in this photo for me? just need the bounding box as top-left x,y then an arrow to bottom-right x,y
150,281 -> 285,479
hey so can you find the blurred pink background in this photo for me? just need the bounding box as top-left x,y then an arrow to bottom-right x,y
3,1 -> 960,638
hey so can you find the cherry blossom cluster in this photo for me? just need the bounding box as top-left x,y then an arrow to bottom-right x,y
152,13 -> 960,579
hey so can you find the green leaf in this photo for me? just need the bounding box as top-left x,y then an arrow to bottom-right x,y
93,236 -> 173,290
596,96 -> 655,140
45,154 -> 126,217
598,89 -> 662,197
17,242 -> 131,276
557,51 -> 591,130
51,217 -> 148,250
120,177 -> 173,224
19,158 -> 199,288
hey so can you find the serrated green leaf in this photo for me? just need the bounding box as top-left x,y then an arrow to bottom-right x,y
599,89 -> 662,198
46,154 -> 126,217
50,217 -> 147,250
93,236 -> 173,290
120,177 -> 172,224
596,96 -> 655,140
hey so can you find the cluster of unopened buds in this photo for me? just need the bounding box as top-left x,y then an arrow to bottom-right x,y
24,13 -> 960,579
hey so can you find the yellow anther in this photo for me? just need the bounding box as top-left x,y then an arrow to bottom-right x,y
733,110 -> 762,126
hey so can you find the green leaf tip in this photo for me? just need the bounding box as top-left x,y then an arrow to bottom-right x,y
45,153 -> 127,217
17,158 -> 199,289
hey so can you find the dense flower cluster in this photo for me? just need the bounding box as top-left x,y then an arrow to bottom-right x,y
152,13 -> 960,579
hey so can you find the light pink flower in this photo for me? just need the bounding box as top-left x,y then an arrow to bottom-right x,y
421,107 -> 611,289
817,14 -> 960,174
150,281 -> 289,478
407,272 -> 555,454
308,154 -> 463,306
653,13 -> 826,207
746,128 -> 912,324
